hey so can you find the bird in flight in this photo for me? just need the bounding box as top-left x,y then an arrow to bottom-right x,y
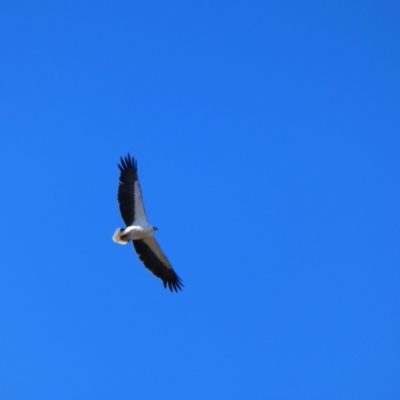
112,153 -> 183,292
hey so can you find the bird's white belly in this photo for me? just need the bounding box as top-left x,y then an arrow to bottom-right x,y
124,225 -> 153,240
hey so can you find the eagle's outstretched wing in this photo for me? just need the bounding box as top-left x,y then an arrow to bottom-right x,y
117,154 -> 147,227
133,237 -> 183,292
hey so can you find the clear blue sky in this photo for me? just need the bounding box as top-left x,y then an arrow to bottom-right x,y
1,2 -> 399,399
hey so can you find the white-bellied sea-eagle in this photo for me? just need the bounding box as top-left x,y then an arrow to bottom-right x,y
112,153 -> 183,292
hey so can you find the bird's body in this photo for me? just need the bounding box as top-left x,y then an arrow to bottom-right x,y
112,154 -> 183,292
113,224 -> 156,243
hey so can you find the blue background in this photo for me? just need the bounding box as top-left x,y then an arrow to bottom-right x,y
1,2 -> 399,399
